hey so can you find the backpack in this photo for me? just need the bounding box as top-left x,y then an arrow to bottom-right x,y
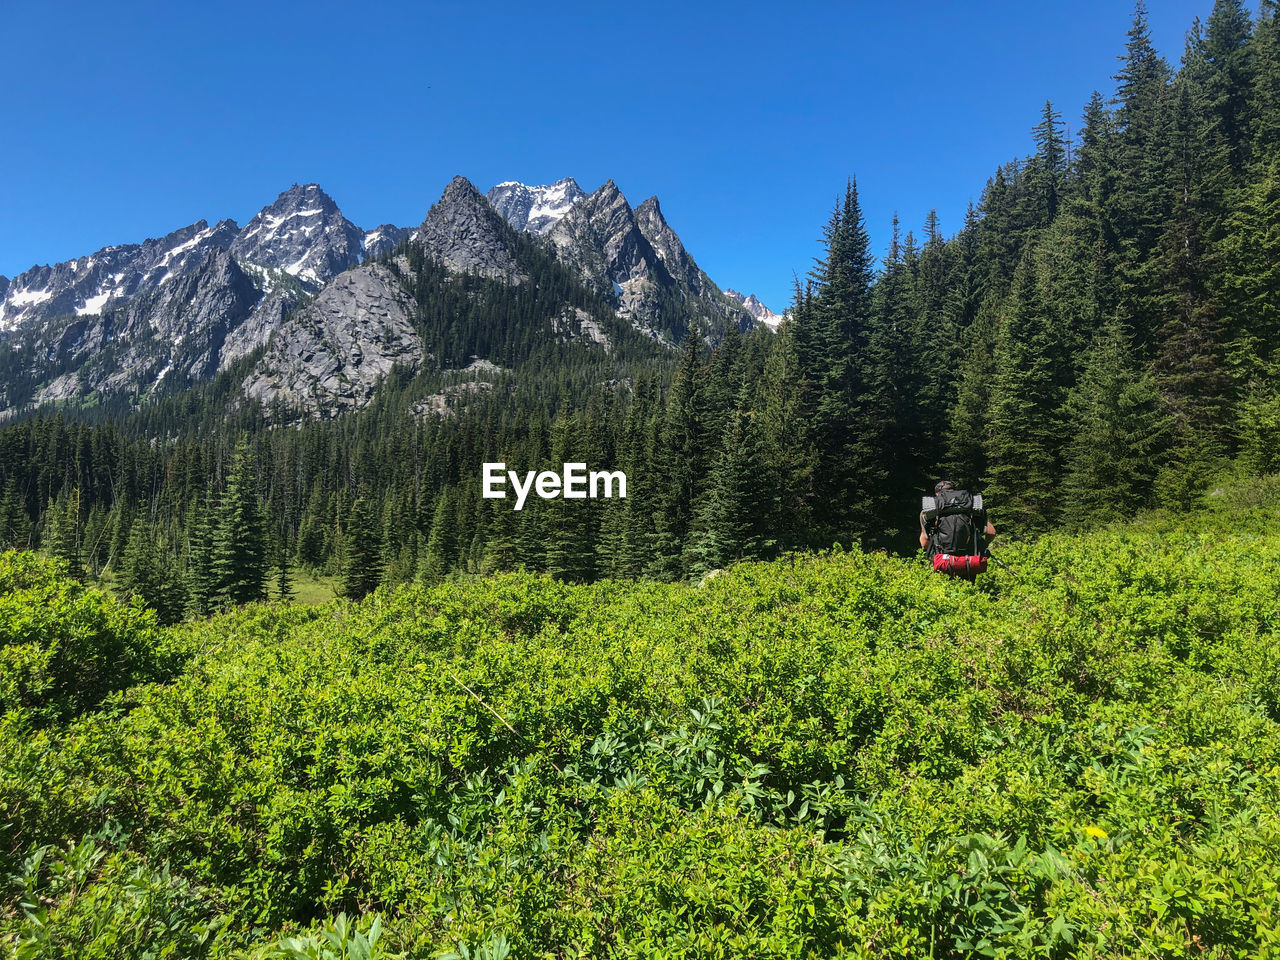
921,490 -> 985,558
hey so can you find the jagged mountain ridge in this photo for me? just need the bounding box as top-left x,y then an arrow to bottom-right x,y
0,184 -> 391,338
486,178 -> 587,235
0,174 -> 777,418
0,219 -> 240,333
489,178 -> 777,342
723,289 -> 784,330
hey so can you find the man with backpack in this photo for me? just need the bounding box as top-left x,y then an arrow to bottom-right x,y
919,480 -> 997,580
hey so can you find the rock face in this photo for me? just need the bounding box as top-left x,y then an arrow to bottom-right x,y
0,219 -> 239,333
121,248 -> 265,388
23,249 -> 265,400
229,184 -> 366,289
546,181 -> 751,341
242,263 -> 421,417
548,180 -> 669,296
416,177 -> 524,280
363,224 -> 412,259
486,177 -> 586,235
552,306 -> 612,353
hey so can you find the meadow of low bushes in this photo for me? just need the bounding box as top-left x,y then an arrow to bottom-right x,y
4,498 -> 1280,957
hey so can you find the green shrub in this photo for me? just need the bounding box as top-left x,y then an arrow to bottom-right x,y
0,551 -> 169,725
4,511 -> 1280,956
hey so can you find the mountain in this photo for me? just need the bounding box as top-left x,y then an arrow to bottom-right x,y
362,224 -> 412,259
544,180 -> 753,342
487,177 -> 760,343
486,178 -> 587,235
228,184 -> 367,290
546,180 -> 664,297
723,289 -> 783,329
0,219 -> 239,333
415,176 -> 525,281
0,173 -> 773,418
18,249 -> 273,409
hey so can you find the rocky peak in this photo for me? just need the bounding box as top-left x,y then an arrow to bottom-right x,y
724,289 -> 783,329
549,180 -> 667,293
486,177 -> 586,235
415,176 -> 523,280
441,175 -> 485,205
229,183 -> 365,288
633,195 -> 707,296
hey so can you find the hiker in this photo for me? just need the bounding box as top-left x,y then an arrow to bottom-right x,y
919,480 -> 996,580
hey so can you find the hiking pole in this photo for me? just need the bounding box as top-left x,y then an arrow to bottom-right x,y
988,554 -> 1020,580
447,670 -> 562,773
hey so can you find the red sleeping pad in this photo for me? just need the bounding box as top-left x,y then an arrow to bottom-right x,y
932,553 -> 988,577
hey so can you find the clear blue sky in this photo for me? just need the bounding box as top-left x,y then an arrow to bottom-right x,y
0,0 -> 1234,314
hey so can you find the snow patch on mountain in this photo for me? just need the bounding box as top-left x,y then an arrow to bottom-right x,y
486,177 -> 587,235
723,289 -> 784,330
229,184 -> 365,290
76,291 -> 112,316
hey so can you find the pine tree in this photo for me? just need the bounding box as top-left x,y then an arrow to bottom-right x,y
209,447 -> 268,607
342,497 -> 383,600
1062,321 -> 1171,520
1219,161 -> 1280,382
544,414 -> 597,582
118,519 -> 159,603
685,399 -> 772,574
755,321 -> 816,551
1026,100 -> 1067,225
185,497 -> 216,617
648,333 -> 710,578
799,178 -> 887,544
1252,0 -> 1280,162
46,489 -> 83,580
276,543 -> 295,602
421,487 -> 457,583
1203,0 -> 1257,177
0,479 -> 29,548
983,245 -> 1069,535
